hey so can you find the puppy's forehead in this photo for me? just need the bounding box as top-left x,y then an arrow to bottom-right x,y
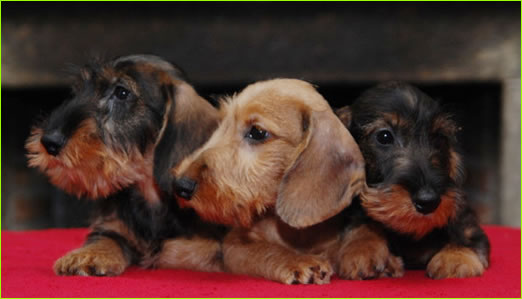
356,84 -> 441,126
95,55 -> 184,89
114,55 -> 182,77
232,79 -> 329,117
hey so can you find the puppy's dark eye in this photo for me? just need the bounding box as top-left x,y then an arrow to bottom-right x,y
376,129 -> 394,145
245,125 -> 270,142
113,86 -> 131,100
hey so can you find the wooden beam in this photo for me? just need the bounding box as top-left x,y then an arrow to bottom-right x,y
2,2 -> 520,87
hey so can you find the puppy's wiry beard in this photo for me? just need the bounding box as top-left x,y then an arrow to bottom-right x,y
360,185 -> 459,239
178,175 -> 272,228
25,119 -> 154,199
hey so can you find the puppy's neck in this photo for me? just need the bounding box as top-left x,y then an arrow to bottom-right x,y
136,149 -> 161,205
249,212 -> 344,254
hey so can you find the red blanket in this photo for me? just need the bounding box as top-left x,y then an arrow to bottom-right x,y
1,226 -> 520,297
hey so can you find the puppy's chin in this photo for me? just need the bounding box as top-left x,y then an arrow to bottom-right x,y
25,122 -> 150,199
178,181 -> 268,228
360,185 -> 458,239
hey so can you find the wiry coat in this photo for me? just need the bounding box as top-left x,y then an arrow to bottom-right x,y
173,79 -> 397,284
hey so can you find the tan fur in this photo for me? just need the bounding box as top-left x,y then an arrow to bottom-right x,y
54,237 -> 129,276
174,82 -> 220,124
26,119 -> 154,200
155,237 -> 223,272
359,112 -> 412,136
431,114 -> 459,136
336,224 -> 404,279
448,149 -> 463,183
54,215 -> 154,276
176,79 -> 365,228
276,108 -> 365,228
154,98 -> 173,148
426,245 -> 486,279
360,185 -> 458,239
222,219 -> 334,285
431,115 -> 464,184
175,79 -> 370,284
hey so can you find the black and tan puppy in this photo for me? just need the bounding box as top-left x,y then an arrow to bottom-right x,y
336,81 -> 490,279
26,55 -> 224,276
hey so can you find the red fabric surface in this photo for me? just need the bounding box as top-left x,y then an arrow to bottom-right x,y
1,226 -> 520,298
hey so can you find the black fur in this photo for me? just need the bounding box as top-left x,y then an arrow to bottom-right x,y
42,100 -> 94,143
153,114 -> 219,196
95,186 -> 225,260
47,55 -> 173,155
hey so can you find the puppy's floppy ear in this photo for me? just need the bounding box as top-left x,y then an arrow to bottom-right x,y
335,106 -> 352,128
153,83 -> 219,196
276,107 -> 366,228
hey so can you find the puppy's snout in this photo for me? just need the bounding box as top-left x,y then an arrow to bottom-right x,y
41,131 -> 67,156
175,177 -> 197,200
412,188 -> 440,214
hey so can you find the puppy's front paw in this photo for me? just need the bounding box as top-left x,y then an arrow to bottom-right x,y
382,254 -> 405,278
338,242 -> 404,280
279,256 -> 333,285
54,246 -> 127,276
427,246 -> 485,279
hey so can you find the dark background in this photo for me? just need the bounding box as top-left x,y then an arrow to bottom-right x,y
2,2 -> 520,229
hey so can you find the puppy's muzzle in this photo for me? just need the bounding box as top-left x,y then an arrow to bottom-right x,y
41,131 -> 67,156
412,187 -> 440,214
175,177 -> 197,200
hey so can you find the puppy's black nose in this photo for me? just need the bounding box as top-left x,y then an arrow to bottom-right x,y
413,188 -> 441,214
175,177 -> 197,200
41,131 -> 66,156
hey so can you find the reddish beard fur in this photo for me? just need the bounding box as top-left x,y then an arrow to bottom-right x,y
360,185 -> 458,239
25,119 -> 154,199
177,177 -> 269,228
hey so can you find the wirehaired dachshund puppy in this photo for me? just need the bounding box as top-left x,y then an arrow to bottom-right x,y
173,79 -> 398,284
336,81 -> 490,279
26,55 -> 225,276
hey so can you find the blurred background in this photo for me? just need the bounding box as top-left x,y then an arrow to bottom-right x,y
2,2 -> 520,229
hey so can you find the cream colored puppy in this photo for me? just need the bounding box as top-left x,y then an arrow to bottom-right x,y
173,79 -> 372,284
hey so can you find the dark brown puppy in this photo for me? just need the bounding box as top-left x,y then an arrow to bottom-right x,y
173,79 -> 400,284
336,81 -> 490,279
26,55 -> 224,276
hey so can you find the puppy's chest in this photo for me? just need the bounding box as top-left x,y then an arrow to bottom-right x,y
252,216 -> 343,254
387,228 -> 448,269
